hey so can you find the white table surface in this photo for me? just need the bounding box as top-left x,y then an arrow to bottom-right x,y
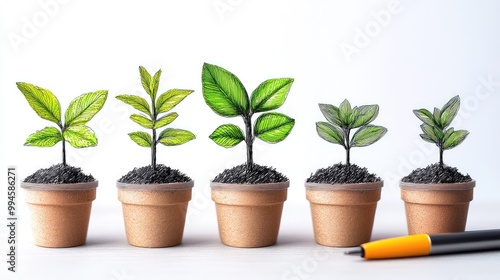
2,189 -> 500,280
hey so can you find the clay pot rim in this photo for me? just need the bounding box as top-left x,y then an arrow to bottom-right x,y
304,180 -> 383,190
116,180 -> 194,191
210,181 -> 289,191
400,180 -> 475,191
21,180 -> 98,191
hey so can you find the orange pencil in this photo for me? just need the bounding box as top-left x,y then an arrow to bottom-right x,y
344,229 -> 500,260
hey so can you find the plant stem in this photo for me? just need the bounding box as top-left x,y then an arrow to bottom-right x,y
151,94 -> 157,171
62,137 -> 66,166
243,115 -> 253,171
152,128 -> 157,170
344,128 -> 351,165
439,143 -> 444,168
59,124 -> 67,166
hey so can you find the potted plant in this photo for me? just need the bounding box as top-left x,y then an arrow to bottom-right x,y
116,66 -> 195,248
401,95 -> 473,234
17,82 -> 107,247
202,63 -> 295,248
306,100 -> 387,247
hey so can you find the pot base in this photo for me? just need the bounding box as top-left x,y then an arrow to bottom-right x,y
117,184 -> 192,248
215,200 -> 284,248
400,181 -> 475,235
306,182 -> 382,247
211,182 -> 288,248
25,187 -> 96,248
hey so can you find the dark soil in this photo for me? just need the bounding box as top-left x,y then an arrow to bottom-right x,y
213,163 -> 288,184
401,163 -> 472,184
307,163 -> 381,184
23,164 -> 95,184
118,164 -> 191,184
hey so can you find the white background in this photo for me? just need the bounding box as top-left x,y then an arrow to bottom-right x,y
1,0 -> 500,279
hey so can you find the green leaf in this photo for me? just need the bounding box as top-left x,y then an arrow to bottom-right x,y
443,127 -> 454,142
413,109 -> 435,126
254,112 -> 295,143
209,124 -> 245,148
65,90 -> 108,127
129,131 -> 152,147
116,95 -> 152,117
156,89 -> 193,114
432,126 -> 445,141
154,112 -> 178,129
139,66 -> 153,98
17,82 -> 61,124
339,99 -> 352,126
251,78 -> 294,113
316,122 -> 345,146
351,125 -> 387,147
63,126 -> 97,148
158,128 -> 196,146
151,69 -> 162,98
352,105 -> 379,128
319,104 -> 342,126
440,95 -> 460,128
130,114 -> 153,129
202,63 -> 249,117
24,127 -> 62,147
347,107 -> 360,127
433,107 -> 442,128
420,124 -> 439,143
419,133 -> 436,144
443,130 -> 469,150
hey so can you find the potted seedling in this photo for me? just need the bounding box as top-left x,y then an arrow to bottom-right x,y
17,82 -> 107,247
202,63 -> 295,248
116,66 -> 195,248
306,100 -> 387,247
401,95 -> 473,234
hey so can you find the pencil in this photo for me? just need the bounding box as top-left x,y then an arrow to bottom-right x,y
344,229 -> 500,259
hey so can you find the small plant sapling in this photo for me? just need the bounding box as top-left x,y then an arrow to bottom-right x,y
413,95 -> 469,169
17,82 -> 107,171
316,99 -> 387,165
202,63 -> 295,174
400,96 -> 474,235
116,66 -> 195,172
307,100 -> 387,246
18,83 -> 107,247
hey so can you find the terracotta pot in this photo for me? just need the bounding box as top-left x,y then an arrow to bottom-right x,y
211,181 -> 289,248
117,181 -> 193,248
400,181 -> 475,235
21,181 -> 98,248
305,181 -> 383,247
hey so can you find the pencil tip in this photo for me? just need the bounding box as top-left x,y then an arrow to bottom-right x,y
344,247 -> 362,256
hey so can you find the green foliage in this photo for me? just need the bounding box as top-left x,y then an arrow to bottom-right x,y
254,112 -> 295,143
413,95 -> 469,167
25,127 -> 62,147
17,82 -> 108,165
316,99 -> 387,165
129,131 -> 152,147
202,63 -> 249,117
17,82 -> 61,124
209,124 -> 245,148
116,66 -> 195,169
202,63 -> 295,170
65,90 -> 108,126
251,78 -> 293,113
158,128 -> 196,146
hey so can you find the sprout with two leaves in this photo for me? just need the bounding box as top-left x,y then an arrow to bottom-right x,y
413,95 -> 469,169
116,66 -> 195,171
316,100 -> 387,165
